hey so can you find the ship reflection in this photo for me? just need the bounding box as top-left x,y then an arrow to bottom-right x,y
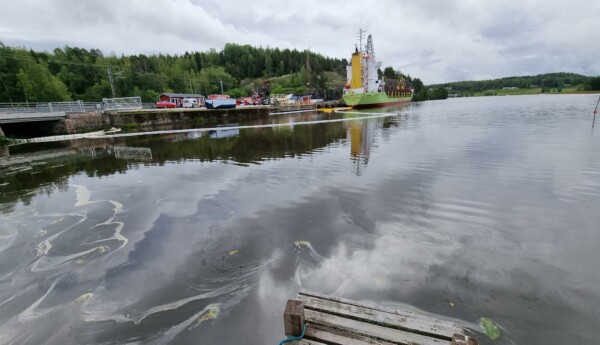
346,118 -> 377,176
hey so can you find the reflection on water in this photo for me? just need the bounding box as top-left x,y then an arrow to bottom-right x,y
1,95 -> 600,344
347,117 -> 377,176
80,146 -> 153,161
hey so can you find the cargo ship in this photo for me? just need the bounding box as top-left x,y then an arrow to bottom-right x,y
343,31 -> 413,109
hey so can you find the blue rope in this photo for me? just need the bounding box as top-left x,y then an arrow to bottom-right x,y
278,323 -> 307,344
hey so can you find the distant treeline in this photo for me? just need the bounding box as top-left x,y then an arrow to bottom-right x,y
429,72 -> 600,95
0,42 -> 352,102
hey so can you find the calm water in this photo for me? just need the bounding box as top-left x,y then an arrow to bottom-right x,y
1,94 -> 599,344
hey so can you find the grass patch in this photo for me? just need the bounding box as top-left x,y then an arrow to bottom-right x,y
474,88 -> 541,96
473,84 -> 589,96
121,123 -> 138,132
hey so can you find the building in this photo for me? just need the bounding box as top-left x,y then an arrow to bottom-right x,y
270,94 -> 312,105
158,93 -> 205,107
296,95 -> 312,104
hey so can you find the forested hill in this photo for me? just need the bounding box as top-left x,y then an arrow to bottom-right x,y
0,42 -> 352,102
429,72 -> 595,95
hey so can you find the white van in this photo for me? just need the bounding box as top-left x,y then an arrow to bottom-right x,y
182,98 -> 198,108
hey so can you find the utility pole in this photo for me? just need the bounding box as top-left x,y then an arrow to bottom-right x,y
220,80 -> 224,94
107,67 -> 124,98
107,67 -> 115,98
306,49 -> 312,90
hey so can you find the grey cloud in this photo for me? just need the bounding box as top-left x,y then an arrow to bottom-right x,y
0,0 -> 598,84
479,13 -> 537,43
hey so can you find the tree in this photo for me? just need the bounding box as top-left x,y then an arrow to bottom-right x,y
16,62 -> 70,102
383,66 -> 397,78
584,76 -> 600,91
198,66 -> 237,94
411,78 -> 429,102
428,87 -> 448,100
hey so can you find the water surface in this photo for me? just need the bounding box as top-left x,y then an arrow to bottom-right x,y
1,94 -> 599,344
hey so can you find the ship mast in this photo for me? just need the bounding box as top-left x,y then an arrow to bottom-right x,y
362,34 -> 382,92
356,29 -> 366,52
366,34 -> 374,59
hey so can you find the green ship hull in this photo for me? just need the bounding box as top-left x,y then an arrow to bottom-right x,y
343,91 -> 412,109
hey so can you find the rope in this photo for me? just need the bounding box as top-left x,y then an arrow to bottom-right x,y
278,323 -> 307,345
593,95 -> 600,128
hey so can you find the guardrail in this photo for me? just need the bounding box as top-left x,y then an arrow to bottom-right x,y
103,97 -> 143,110
0,101 -> 88,113
1,99 -> 161,114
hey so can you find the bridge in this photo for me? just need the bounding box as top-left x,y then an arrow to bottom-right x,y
0,101 -> 89,124
0,98 -> 145,125
0,111 -> 67,124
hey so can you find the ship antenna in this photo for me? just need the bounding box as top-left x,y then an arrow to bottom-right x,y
356,28 -> 366,52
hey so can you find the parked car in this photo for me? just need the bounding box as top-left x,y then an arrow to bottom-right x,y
182,98 -> 198,108
240,97 -> 253,105
155,101 -> 177,108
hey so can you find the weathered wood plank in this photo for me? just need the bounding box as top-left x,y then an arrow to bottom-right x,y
451,334 -> 479,345
288,339 -> 328,345
304,309 -> 451,345
304,324 -> 397,345
298,294 -> 459,339
299,290 -> 462,333
285,300 -> 305,336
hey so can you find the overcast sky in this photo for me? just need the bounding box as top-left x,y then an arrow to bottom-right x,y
1,0 -> 598,84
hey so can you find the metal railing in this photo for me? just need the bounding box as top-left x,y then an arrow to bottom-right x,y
102,97 -> 143,110
1,98 -> 156,115
0,101 -> 88,113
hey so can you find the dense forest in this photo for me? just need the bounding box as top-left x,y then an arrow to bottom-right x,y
0,42 -> 347,102
0,42 -> 439,103
429,72 -> 599,95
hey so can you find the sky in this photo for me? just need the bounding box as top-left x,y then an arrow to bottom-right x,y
0,0 -> 598,84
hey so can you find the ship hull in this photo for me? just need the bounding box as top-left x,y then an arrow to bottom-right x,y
343,92 -> 412,109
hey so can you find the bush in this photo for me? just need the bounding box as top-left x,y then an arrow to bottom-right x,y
227,87 -> 252,98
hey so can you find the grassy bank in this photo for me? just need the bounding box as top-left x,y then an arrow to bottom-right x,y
468,85 -> 597,96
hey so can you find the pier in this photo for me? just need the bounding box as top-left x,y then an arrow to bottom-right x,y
0,102 -> 316,139
104,104 -> 316,129
282,291 -> 478,345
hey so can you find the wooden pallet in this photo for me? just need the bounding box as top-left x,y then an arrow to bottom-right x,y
282,290 -> 478,345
